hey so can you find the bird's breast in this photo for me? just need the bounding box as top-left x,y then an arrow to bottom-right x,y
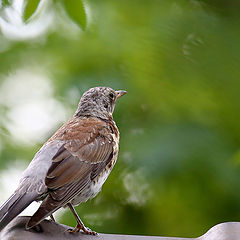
70,121 -> 119,206
71,140 -> 119,206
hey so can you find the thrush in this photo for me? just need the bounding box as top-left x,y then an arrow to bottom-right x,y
0,86 -> 126,235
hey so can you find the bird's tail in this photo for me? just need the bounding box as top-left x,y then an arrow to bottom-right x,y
26,195 -> 61,229
0,191 -> 38,231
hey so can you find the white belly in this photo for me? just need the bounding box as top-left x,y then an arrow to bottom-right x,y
70,169 -> 111,206
71,130 -> 119,206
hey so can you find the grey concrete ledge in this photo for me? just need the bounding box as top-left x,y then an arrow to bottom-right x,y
0,216 -> 239,240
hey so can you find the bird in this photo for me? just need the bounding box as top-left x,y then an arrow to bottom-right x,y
0,86 -> 126,235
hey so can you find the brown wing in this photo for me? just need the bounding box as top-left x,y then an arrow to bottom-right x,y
45,117 -> 115,203
27,117 -> 118,229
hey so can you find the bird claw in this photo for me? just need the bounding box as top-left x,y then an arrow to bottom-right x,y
81,227 -> 98,235
66,225 -> 98,235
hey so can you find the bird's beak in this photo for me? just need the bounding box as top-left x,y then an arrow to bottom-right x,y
115,90 -> 127,99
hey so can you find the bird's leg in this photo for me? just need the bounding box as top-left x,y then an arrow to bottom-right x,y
67,203 -> 97,235
50,214 -> 55,222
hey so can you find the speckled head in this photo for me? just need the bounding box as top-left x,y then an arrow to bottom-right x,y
75,87 -> 126,120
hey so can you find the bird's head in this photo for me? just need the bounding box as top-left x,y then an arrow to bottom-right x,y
75,87 -> 126,120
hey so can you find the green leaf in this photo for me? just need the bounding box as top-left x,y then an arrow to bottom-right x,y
63,0 -> 87,30
2,0 -> 11,7
23,0 -> 41,22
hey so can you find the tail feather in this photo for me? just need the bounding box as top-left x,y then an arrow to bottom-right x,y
0,193 -> 20,220
26,195 -> 61,229
0,191 -> 38,231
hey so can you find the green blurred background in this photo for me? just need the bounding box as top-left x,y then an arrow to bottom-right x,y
1,0 -> 240,237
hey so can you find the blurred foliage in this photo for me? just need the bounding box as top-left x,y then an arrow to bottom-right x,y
63,0 -> 87,30
23,0 -> 41,21
1,0 -> 240,238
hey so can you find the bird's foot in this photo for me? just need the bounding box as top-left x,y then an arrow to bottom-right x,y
49,214 -> 55,222
67,224 -> 98,235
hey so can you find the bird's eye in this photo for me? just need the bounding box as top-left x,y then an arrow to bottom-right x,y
109,92 -> 115,100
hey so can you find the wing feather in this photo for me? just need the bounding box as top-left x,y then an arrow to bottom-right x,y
45,120 -> 114,198
27,117 -> 119,229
